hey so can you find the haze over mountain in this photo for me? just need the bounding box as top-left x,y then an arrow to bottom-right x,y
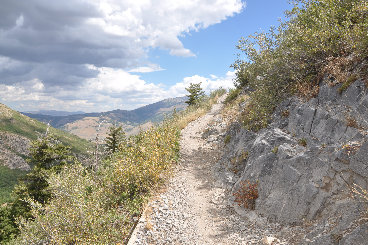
23,110 -> 86,117
24,97 -> 187,140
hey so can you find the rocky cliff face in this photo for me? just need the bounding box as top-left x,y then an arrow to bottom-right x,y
221,79 -> 368,244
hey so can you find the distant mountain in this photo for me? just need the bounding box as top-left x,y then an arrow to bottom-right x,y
23,110 -> 85,116
24,97 -> 187,140
0,103 -> 93,170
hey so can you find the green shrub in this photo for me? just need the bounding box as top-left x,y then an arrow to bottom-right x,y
13,120 -> 181,244
233,0 -> 368,131
224,88 -> 241,104
224,135 -> 231,144
298,138 -> 307,147
0,166 -> 27,204
272,146 -> 278,154
338,75 -> 359,94
185,82 -> 205,106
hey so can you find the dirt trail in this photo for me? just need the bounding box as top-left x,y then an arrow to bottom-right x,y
128,95 -> 286,245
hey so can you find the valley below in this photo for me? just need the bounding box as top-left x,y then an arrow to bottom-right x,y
24,97 -> 187,141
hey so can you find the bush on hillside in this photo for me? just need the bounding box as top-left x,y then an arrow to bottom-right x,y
232,0 -> 368,131
0,135 -> 77,244
13,121 -> 180,244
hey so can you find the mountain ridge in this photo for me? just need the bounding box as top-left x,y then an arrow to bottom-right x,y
23,96 -> 187,140
0,103 -> 93,170
24,96 -> 187,128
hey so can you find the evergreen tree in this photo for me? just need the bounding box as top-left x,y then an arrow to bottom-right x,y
17,134 -> 75,204
0,134 -> 75,243
185,82 -> 205,106
105,125 -> 126,154
0,205 -> 19,243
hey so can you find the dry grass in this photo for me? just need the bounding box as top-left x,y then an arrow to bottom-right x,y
174,91 -> 225,130
352,184 -> 368,202
294,82 -> 320,100
345,115 -> 359,129
221,93 -> 249,125
144,205 -> 154,230
322,56 -> 355,86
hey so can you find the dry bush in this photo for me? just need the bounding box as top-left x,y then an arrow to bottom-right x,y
321,56 -> 355,86
294,82 -> 320,100
233,180 -> 259,210
345,115 -> 360,129
351,184 -> 368,203
222,93 -> 249,125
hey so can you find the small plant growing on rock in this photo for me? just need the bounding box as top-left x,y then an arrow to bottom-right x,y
241,151 -> 249,161
338,74 -> 358,94
272,146 -> 278,154
281,110 -> 289,118
224,135 -> 231,144
298,138 -> 307,147
345,115 -> 359,129
233,180 -> 259,210
342,141 -> 362,156
351,183 -> 368,203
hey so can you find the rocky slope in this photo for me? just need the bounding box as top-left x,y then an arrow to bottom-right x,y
0,132 -> 30,170
221,79 -> 368,244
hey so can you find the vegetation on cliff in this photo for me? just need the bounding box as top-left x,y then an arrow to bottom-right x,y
231,0 -> 368,131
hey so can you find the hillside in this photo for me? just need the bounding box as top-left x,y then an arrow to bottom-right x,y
24,97 -> 187,140
0,103 -> 92,170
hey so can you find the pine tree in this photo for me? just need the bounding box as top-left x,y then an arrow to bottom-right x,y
105,125 -> 126,154
0,134 -> 75,243
185,82 -> 205,106
15,134 -> 75,205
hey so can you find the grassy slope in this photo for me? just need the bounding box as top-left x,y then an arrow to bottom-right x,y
0,165 -> 27,204
0,103 -> 92,155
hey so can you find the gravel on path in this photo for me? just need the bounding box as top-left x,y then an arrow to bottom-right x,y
128,95 -> 290,245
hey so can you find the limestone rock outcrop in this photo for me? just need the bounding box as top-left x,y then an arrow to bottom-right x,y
222,79 -> 368,244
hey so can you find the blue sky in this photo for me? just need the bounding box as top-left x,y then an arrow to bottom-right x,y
139,0 -> 290,87
0,0 -> 290,112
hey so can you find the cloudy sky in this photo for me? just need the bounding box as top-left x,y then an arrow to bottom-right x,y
0,0 -> 289,112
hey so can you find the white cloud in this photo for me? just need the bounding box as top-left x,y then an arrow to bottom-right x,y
0,79 -> 45,102
0,67 -> 236,112
128,64 -> 164,73
86,65 -> 158,93
0,0 -> 244,112
168,71 -> 235,97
